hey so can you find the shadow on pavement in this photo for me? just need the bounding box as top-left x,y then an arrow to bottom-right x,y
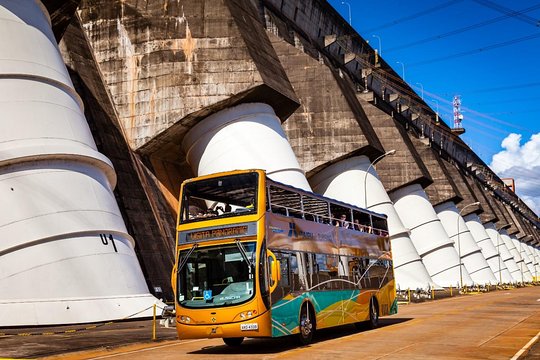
189,318 -> 413,355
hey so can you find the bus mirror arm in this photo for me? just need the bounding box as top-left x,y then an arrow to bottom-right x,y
171,263 -> 178,298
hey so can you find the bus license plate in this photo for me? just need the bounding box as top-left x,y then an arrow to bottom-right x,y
240,323 -> 258,331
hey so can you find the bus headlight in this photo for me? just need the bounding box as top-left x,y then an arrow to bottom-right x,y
179,315 -> 191,323
237,310 -> 257,320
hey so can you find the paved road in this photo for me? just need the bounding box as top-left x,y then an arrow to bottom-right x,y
2,287 -> 540,359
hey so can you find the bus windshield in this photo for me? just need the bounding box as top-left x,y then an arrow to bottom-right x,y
177,242 -> 256,308
180,172 -> 258,223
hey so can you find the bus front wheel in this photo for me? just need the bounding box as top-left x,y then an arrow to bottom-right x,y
223,337 -> 244,347
298,303 -> 315,345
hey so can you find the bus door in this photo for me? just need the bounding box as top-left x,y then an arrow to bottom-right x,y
272,252 -> 291,304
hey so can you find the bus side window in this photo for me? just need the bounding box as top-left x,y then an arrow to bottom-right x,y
267,255 -> 275,288
278,255 -> 290,287
289,252 -> 302,292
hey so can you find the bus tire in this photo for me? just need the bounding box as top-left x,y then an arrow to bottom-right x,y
354,297 -> 379,331
298,302 -> 315,345
368,297 -> 379,329
223,337 -> 244,346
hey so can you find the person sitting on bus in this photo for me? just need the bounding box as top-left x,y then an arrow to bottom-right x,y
353,219 -> 361,231
332,213 -> 340,227
215,204 -> 231,214
339,214 -> 351,229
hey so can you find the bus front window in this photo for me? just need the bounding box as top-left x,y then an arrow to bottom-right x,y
180,172 -> 259,223
177,242 -> 257,308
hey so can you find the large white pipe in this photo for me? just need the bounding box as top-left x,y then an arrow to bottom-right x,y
510,235 -> 534,281
390,184 -> 473,287
530,244 -> 540,280
464,214 -> 513,284
0,0 -> 159,326
500,230 -> 532,282
435,202 -> 497,285
182,103 -> 311,190
309,156 -> 436,291
484,222 -> 521,283
524,243 -> 540,280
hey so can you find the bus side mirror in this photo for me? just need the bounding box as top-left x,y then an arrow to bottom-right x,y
267,250 -> 280,293
171,264 -> 178,299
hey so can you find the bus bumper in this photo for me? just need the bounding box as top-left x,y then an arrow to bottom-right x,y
176,310 -> 272,339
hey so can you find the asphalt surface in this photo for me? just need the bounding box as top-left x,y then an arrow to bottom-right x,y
1,286 -> 539,359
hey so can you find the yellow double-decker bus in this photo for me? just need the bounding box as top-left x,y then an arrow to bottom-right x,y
171,169 -> 397,346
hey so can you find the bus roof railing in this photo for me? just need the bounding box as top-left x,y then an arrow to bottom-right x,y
266,177 -> 388,220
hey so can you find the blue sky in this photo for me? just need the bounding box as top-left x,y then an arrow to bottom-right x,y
328,0 -> 540,215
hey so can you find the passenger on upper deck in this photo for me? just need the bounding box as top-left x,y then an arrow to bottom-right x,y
338,214 -> 351,229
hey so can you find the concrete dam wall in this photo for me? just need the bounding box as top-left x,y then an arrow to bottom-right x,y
0,0 -> 538,325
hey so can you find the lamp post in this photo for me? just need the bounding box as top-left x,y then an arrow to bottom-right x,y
341,1 -> 351,25
396,61 -> 405,81
415,82 -> 424,100
496,232 -> 503,285
363,150 -> 396,208
519,239 -> 524,284
457,202 -> 480,290
431,99 -> 439,123
372,35 -> 382,55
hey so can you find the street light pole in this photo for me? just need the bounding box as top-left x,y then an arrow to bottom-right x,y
519,240 -> 524,284
431,99 -> 439,123
457,202 -> 480,290
363,150 -> 396,208
415,82 -> 424,100
372,35 -> 382,55
341,1 -> 351,25
396,61 -> 405,81
497,232 -> 502,286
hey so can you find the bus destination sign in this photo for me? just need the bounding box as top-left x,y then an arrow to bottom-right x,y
180,223 -> 256,243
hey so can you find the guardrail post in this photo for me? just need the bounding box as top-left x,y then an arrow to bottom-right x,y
152,304 -> 157,341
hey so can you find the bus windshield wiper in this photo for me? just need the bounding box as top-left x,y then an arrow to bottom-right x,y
178,243 -> 199,272
234,239 -> 253,269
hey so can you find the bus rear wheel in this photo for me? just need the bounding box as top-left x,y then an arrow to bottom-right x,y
368,298 -> 379,329
354,298 -> 379,331
223,337 -> 244,346
298,304 -> 315,345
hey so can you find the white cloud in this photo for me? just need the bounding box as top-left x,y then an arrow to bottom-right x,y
490,133 -> 540,216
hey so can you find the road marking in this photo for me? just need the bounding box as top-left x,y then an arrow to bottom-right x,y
86,339 -> 205,359
510,330 -> 540,360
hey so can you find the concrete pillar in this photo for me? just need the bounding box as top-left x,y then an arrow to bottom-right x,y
309,156 -> 435,291
464,214 -> 513,284
182,102 -> 311,190
435,202 -> 497,285
0,0 -> 159,326
390,184 -> 473,287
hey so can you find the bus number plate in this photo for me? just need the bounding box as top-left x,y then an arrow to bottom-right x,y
240,323 -> 258,331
